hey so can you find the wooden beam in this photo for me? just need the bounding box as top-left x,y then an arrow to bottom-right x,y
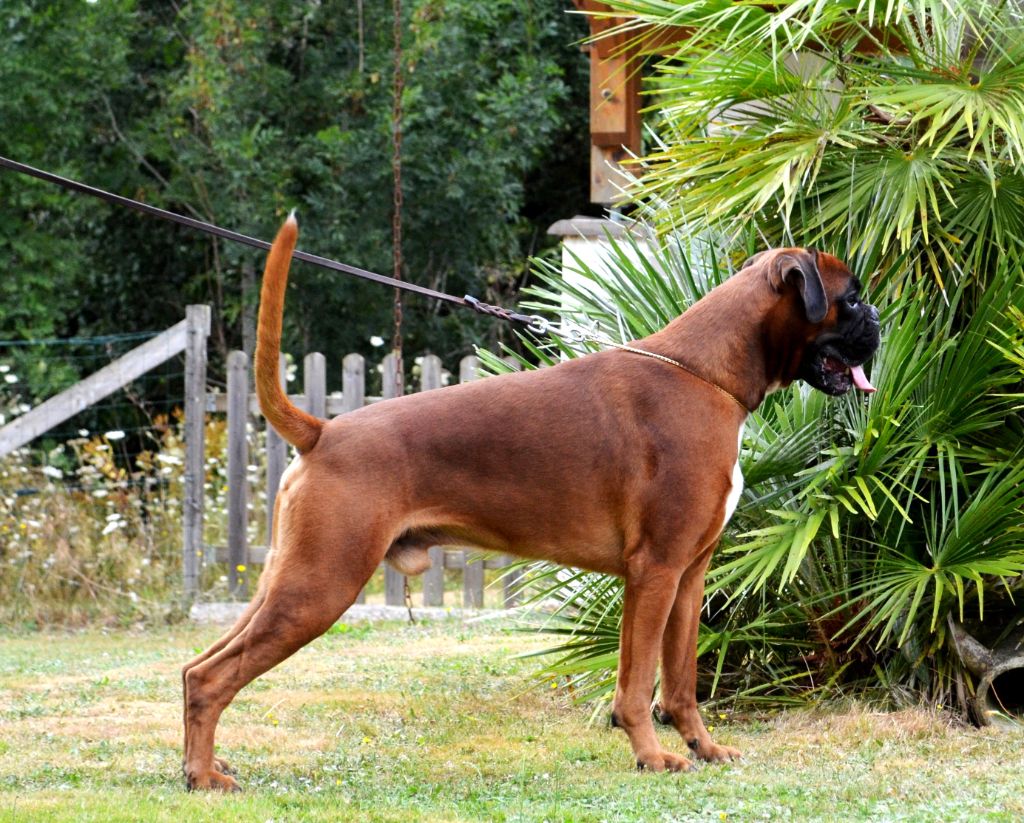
0,319 -> 190,457
589,44 -> 641,151
264,354 -> 288,547
420,355 -> 446,606
343,352 -> 369,604
303,352 -> 327,418
182,305 -> 212,600
382,353 -> 406,606
573,1 -> 696,204
574,1 -> 643,204
459,356 -> 486,608
226,350 -> 249,599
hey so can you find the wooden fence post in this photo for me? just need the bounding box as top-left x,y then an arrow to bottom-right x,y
342,353 -> 365,413
304,352 -> 326,418
420,355 -> 446,607
265,354 -> 288,546
226,350 -> 249,598
459,355 -> 485,609
343,354 -> 369,604
382,352 -> 406,606
183,305 -> 211,601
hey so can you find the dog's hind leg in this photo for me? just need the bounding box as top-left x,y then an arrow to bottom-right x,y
181,529 -> 285,775
181,591 -> 265,776
182,525 -> 385,791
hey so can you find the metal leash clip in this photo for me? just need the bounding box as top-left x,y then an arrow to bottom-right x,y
556,318 -> 601,345
526,315 -> 552,335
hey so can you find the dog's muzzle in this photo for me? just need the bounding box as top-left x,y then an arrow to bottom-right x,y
800,302 -> 881,396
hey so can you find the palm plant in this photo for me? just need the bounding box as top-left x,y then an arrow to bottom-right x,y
603,0 -> 1024,288
492,0 -> 1024,718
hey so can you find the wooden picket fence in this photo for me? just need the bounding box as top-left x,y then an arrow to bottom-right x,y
204,350 -> 523,609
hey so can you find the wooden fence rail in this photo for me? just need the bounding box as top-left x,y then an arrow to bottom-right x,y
205,350 -> 523,609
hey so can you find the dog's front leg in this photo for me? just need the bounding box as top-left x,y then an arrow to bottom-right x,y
610,555 -> 693,772
655,554 -> 741,763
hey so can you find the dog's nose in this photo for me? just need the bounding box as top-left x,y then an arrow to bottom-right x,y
867,304 -> 879,323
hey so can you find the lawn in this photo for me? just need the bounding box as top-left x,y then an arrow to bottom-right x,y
0,617 -> 1021,822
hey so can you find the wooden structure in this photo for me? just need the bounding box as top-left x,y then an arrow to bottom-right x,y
575,0 -> 643,204
574,1 -> 693,204
0,308 -> 522,609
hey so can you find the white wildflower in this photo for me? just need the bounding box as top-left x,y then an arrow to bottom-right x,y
369,335 -> 384,347
105,430 -> 126,441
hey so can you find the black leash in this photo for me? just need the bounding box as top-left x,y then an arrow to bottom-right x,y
0,155 -> 542,329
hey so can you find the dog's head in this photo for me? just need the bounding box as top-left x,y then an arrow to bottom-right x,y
742,248 -> 881,396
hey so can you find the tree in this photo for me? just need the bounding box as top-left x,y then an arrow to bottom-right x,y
0,0 -> 136,343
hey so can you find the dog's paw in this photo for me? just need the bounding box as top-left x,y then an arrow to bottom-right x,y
635,749 -> 695,773
186,768 -> 241,792
688,738 -> 742,763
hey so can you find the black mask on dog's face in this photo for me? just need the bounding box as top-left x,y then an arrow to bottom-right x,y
798,261 -> 881,396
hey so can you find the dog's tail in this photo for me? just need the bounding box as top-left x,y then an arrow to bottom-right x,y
254,214 -> 323,454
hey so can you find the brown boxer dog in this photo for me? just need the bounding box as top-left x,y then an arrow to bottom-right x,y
182,217 -> 880,790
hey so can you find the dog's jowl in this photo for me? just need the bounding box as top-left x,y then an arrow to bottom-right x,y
181,217 -> 880,790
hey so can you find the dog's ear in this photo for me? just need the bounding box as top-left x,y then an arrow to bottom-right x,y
766,248 -> 828,324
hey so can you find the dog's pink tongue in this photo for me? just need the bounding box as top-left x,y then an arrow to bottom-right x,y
850,364 -> 876,393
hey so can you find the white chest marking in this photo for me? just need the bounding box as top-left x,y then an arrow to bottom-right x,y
720,425 -> 745,531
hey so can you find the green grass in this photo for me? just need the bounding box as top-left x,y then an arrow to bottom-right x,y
0,619 -> 1021,822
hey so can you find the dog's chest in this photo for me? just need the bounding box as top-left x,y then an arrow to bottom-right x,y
720,425 -> 745,531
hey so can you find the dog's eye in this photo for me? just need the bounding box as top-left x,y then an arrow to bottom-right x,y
845,294 -> 860,308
